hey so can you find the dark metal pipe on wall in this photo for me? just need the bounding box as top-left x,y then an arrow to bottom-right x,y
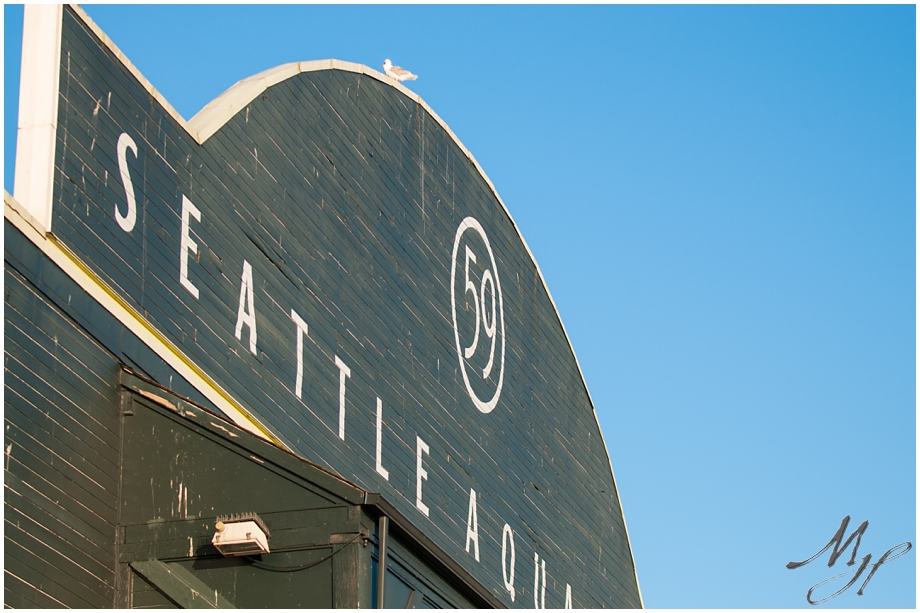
376,515 -> 389,609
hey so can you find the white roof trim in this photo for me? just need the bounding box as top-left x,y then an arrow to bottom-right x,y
69,5 -> 642,598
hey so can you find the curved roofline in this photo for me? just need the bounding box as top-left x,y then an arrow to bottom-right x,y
71,5 -> 642,602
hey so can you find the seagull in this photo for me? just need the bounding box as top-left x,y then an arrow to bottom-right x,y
383,59 -> 418,82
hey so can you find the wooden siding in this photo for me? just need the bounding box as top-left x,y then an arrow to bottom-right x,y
3,217 -> 224,608
4,231 -> 121,607
5,216 -> 493,607
11,4 -> 642,607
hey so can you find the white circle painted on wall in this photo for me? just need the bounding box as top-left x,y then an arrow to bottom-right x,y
450,217 -> 506,414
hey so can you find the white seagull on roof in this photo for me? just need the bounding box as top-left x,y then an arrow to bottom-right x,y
383,59 -> 418,82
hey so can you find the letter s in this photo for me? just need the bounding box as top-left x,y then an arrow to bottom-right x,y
116,132 -> 138,232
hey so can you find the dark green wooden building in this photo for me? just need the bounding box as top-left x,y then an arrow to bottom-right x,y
5,4 -> 643,608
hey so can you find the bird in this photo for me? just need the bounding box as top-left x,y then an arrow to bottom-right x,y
383,59 -> 418,82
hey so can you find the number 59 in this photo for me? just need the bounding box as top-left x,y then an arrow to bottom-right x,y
463,245 -> 497,378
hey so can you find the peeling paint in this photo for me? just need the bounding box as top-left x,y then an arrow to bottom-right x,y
210,421 -> 239,437
177,483 -> 189,518
138,389 -> 177,412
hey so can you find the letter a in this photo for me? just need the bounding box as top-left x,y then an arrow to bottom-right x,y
235,260 -> 258,354
465,488 -> 480,562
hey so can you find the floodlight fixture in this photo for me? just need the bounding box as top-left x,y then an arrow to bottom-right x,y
212,513 -> 271,557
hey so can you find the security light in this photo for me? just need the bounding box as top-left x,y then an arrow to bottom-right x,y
212,513 -> 271,556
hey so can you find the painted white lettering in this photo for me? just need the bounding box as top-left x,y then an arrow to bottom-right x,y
115,132 -> 138,232
542,558 -> 547,609
416,436 -> 430,516
565,584 -> 572,609
463,245 -> 480,358
234,260 -> 258,354
450,217 -> 506,414
533,553 -> 546,609
480,268 -> 497,377
465,488 -> 480,562
179,195 -> 201,299
334,356 -> 350,439
290,310 -> 309,398
375,397 -> 389,481
502,524 -> 516,601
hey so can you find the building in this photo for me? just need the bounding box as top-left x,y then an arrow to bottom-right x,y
5,4 -> 642,608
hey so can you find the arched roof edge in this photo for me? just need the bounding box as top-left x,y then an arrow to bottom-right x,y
71,5 -> 642,601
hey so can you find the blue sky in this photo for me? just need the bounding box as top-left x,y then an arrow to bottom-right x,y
4,4 -> 915,608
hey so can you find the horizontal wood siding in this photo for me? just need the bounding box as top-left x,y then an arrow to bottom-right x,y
4,218 -> 223,608
36,5 -> 642,607
4,242 -> 121,607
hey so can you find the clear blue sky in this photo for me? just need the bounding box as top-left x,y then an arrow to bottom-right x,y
4,4 -> 915,608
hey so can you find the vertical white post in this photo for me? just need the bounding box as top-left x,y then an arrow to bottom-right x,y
14,4 -> 63,233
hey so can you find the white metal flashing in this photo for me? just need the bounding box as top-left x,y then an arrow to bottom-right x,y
13,4 -> 63,234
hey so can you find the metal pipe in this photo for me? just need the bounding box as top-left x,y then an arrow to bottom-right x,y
376,515 -> 389,608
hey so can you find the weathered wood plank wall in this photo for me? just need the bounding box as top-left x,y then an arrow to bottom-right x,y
6,4 -> 641,607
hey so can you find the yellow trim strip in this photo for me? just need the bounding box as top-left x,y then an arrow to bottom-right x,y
4,191 -> 286,450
